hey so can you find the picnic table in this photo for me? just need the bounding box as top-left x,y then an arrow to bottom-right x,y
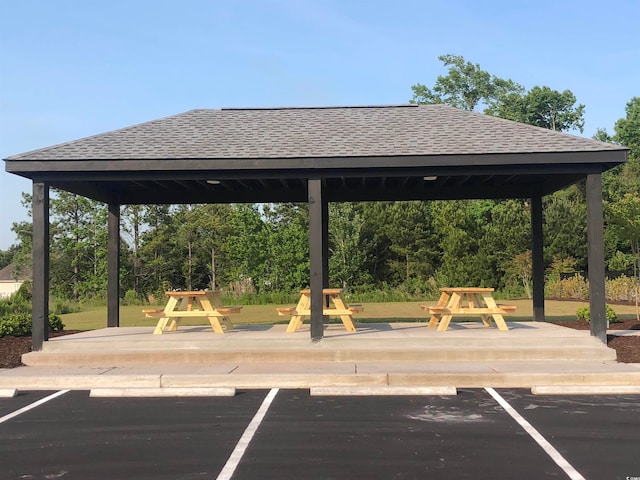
277,288 -> 363,333
420,287 -> 516,332
143,291 -> 241,334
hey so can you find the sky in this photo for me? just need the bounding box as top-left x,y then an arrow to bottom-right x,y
1,0 -> 638,250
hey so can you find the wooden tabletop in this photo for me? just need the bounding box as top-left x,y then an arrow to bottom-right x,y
439,287 -> 494,293
299,288 -> 343,295
164,291 -> 214,296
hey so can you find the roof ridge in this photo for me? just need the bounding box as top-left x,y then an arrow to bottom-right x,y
219,104 -> 418,111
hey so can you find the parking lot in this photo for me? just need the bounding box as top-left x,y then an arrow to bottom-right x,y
1,388 -> 639,479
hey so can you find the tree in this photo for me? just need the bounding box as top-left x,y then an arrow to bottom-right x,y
613,97 -> 640,196
49,190 -> 108,300
606,193 -> 640,320
410,54 -> 523,112
225,204 -> 268,291
543,186 -> 587,271
430,200 -> 488,287
121,205 -> 144,296
493,86 -> 585,133
478,199 -> 531,291
328,202 -> 369,290
262,203 -> 309,292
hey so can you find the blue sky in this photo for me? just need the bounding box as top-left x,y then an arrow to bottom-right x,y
1,0 -> 638,249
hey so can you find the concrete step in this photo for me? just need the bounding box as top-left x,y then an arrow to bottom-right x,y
22,344 -> 616,366
2,365 -> 640,390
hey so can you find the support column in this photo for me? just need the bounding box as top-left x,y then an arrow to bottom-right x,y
308,178 -> 325,341
531,195 -> 545,322
586,173 -> 607,343
107,203 -> 121,327
322,200 -> 330,315
32,182 -> 50,351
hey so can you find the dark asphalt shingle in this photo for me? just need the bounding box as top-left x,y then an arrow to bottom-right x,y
5,104 -> 623,161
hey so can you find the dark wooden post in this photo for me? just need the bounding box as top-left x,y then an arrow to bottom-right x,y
32,181 -> 50,351
308,178 -> 325,341
322,200 -> 330,316
107,203 -> 120,327
586,173 -> 607,343
531,195 -> 545,322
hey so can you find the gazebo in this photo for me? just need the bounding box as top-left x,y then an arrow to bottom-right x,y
3,104 -> 628,350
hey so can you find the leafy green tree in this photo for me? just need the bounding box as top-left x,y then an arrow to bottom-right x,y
613,97 -> 640,196
0,246 -> 17,270
478,199 -> 531,290
543,186 -> 588,272
262,203 -> 309,291
383,202 -> 439,283
49,190 -> 108,300
225,204 -> 268,290
493,86 -> 585,133
328,202 -> 370,289
138,205 -> 179,294
606,193 -> 640,319
121,205 -> 144,296
410,54 -> 523,112
430,200 -> 488,287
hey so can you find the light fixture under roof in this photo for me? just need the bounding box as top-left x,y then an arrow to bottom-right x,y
206,179 -> 221,185
423,176 -> 438,181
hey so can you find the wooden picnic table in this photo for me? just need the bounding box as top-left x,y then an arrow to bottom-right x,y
277,288 -> 363,333
143,291 -> 241,334
420,287 -> 516,332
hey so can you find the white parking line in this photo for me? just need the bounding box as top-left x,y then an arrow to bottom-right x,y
217,388 -> 279,480
0,390 -> 70,424
485,388 -> 585,480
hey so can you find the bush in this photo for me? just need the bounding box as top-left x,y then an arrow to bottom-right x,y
122,289 -> 142,306
0,313 -> 65,337
575,304 -> 618,324
0,314 -> 31,336
48,314 -> 65,332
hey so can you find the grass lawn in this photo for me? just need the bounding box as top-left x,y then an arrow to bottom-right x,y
60,299 -> 640,331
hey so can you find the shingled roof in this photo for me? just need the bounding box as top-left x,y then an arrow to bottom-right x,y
4,104 -> 628,204
6,104 -> 623,161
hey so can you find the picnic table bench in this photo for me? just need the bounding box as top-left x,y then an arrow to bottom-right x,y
277,288 -> 363,333
145,291 -> 241,334
421,287 -> 516,331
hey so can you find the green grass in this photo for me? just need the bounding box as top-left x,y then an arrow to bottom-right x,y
59,299 -> 639,331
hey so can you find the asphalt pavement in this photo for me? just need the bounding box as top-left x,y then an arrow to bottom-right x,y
1,388 -> 639,479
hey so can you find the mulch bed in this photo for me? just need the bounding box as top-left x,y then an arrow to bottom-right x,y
1,321 -> 639,368
549,318 -> 640,364
0,330 -> 83,369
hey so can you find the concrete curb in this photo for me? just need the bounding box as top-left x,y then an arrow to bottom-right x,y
0,389 -> 18,397
89,387 -> 236,397
532,385 -> 640,395
310,386 -> 457,396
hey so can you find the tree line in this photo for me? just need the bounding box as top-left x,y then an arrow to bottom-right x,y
2,55 -> 639,304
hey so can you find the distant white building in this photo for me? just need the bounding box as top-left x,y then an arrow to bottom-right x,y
0,264 -> 30,299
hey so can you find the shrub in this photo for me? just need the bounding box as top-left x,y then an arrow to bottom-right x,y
123,289 -> 142,306
0,314 -> 31,336
51,297 -> 80,315
575,305 -> 618,323
0,313 -> 65,337
48,314 -> 65,332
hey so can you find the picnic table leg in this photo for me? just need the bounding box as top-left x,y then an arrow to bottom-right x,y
286,294 -> 310,333
167,296 -> 193,331
481,293 -> 509,331
153,296 -> 180,334
331,296 -> 356,332
286,315 -> 304,333
204,294 -> 235,332
428,292 -> 450,328
436,292 -> 461,331
199,296 -> 228,334
470,294 -> 492,327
